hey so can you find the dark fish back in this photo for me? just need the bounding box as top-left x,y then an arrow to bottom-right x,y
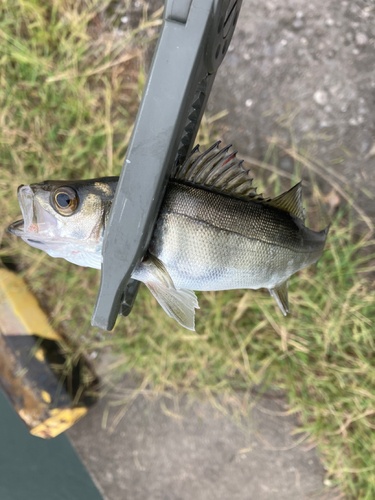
161,181 -> 321,254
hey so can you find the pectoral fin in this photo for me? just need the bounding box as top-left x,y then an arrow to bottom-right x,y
140,254 -> 199,331
268,280 -> 290,316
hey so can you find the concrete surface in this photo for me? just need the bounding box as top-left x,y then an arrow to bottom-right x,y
67,1 -> 374,498
207,0 -> 375,220
68,382 -> 337,500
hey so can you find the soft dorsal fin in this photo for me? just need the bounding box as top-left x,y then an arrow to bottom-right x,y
171,142 -> 263,200
265,182 -> 306,221
268,280 -> 290,316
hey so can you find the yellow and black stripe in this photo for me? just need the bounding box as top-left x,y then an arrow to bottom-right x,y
0,268 -> 98,438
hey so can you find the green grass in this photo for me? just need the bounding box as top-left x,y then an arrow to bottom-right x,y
1,2 -> 375,498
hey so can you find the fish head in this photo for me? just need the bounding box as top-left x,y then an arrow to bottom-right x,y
8,178 -> 117,269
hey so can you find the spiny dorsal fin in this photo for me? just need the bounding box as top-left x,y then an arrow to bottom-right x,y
172,142 -> 262,200
265,182 -> 306,221
268,280 -> 290,316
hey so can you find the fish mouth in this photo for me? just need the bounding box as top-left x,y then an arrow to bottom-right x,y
8,219 -> 45,245
18,185 -> 35,230
8,185 -> 47,243
8,185 -> 34,236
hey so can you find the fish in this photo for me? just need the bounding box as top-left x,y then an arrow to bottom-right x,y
8,142 -> 329,330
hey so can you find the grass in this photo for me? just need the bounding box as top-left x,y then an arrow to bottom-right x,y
1,1 -> 375,498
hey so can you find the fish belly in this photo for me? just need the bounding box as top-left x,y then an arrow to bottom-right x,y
149,213 -> 304,292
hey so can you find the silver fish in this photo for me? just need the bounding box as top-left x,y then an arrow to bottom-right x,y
8,142 -> 329,330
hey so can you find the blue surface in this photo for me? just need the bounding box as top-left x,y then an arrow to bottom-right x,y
0,390 -> 103,500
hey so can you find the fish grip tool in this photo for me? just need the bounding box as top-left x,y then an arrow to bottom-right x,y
91,0 -> 242,330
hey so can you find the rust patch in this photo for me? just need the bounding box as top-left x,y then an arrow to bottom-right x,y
0,333 -> 48,429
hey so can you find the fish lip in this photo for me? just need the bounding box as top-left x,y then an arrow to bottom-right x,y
17,185 -> 35,230
8,219 -> 24,236
8,219 -> 45,246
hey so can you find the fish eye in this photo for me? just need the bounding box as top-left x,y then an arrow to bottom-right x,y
52,187 -> 79,216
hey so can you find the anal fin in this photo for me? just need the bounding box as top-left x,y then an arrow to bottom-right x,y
268,280 -> 290,316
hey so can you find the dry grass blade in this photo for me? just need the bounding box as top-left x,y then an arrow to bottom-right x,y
47,51 -> 140,82
255,430 -> 310,451
241,154 -> 295,181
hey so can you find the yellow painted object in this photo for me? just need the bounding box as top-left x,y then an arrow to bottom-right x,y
30,408 -> 88,439
0,267 -> 97,438
0,268 -> 61,341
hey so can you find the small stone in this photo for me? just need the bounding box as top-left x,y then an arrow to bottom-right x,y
355,32 -> 368,46
280,39 -> 287,46
360,139 -> 371,154
352,48 -> 360,55
274,57 -> 282,65
359,103 -> 367,115
324,105 -> 333,113
300,120 -> 311,132
349,117 -> 358,126
245,99 -> 253,107
300,37 -> 308,45
243,53 -> 251,61
266,1 -> 276,11
366,142 -> 375,158
292,19 -> 304,30
247,34 -> 256,45
313,90 -> 328,106
121,15 -> 128,23
325,18 -> 334,26
280,157 -> 293,169
363,6 -> 372,17
330,85 -> 340,96
296,11 -> 304,18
